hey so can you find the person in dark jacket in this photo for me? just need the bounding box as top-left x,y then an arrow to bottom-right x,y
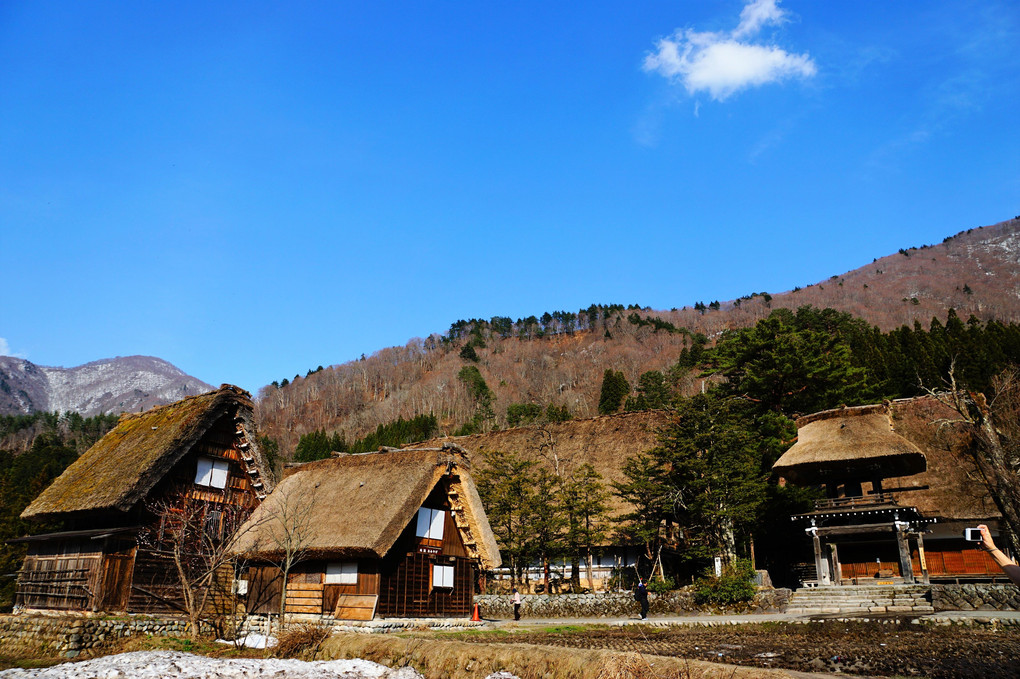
635,579 -> 649,619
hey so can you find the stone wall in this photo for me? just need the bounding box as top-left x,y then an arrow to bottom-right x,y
474,588 -> 791,619
932,584 -> 1020,612
0,614 -> 207,659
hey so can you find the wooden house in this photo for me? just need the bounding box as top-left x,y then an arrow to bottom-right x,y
14,385 -> 274,613
231,445 -> 500,620
772,398 -> 1004,585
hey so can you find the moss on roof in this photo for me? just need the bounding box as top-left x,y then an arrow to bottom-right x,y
231,447 -> 501,569
22,385 -> 270,520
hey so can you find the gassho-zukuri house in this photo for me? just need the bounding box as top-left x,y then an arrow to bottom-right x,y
14,385 -> 274,613
773,397 -> 1004,586
230,445 -> 500,621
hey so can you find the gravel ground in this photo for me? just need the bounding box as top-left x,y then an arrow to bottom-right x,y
460,620 -> 1020,678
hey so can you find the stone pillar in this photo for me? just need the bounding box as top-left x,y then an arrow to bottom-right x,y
895,527 -> 915,584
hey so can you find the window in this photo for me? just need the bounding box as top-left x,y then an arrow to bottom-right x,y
195,457 -> 230,489
325,561 -> 358,585
433,564 -> 454,588
204,509 -> 224,541
415,508 -> 445,540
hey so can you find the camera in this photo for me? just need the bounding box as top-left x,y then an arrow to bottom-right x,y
965,527 -> 983,542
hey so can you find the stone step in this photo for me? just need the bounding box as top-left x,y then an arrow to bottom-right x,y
787,605 -> 934,615
791,595 -> 929,602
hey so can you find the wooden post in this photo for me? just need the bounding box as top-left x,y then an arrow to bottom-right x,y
829,543 -> 842,586
895,528 -> 915,584
915,532 -> 930,585
811,529 -> 830,586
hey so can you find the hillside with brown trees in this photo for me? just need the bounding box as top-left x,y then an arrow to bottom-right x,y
256,217 -> 1020,455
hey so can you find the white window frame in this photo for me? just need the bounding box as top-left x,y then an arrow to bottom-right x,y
325,561 -> 358,585
432,564 -> 454,588
195,457 -> 230,489
415,508 -> 445,541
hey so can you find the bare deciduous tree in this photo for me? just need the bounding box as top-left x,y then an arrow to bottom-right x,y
245,485 -> 318,627
141,492 -> 266,639
928,363 -> 1020,552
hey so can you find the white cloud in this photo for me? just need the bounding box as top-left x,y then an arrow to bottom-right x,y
643,0 -> 816,101
0,338 -> 26,359
734,0 -> 787,39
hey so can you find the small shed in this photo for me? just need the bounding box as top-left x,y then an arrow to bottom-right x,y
231,445 -> 500,620
14,385 -> 274,612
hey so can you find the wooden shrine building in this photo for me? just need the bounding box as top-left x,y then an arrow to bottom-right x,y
773,398 -> 1004,586
14,385 -> 274,612
231,445 -> 500,620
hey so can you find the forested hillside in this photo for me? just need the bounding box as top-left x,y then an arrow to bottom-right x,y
257,218 -> 1020,455
0,412 -> 119,609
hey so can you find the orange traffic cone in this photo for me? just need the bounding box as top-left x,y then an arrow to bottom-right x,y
471,603 -> 481,622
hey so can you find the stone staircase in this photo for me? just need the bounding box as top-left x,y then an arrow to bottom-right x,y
786,584 -> 934,616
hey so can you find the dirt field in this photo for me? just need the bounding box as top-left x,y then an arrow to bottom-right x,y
456,621 -> 1020,678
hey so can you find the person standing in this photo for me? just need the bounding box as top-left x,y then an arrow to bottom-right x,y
512,587 -> 522,621
978,524 -> 1020,586
635,579 -> 649,619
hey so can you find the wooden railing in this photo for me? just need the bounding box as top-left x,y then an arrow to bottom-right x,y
814,493 -> 896,511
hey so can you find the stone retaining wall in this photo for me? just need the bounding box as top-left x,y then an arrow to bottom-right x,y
0,614 -> 207,658
473,588 -> 791,619
932,584 -> 1020,612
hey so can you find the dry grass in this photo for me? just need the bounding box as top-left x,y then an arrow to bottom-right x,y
319,633 -> 802,679
273,621 -> 334,658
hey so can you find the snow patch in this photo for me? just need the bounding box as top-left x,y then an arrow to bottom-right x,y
0,651 -> 422,679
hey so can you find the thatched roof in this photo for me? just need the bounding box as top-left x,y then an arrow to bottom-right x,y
230,446 -> 501,569
774,398 -> 999,521
772,403 -> 927,484
414,410 -> 669,515
22,385 -> 273,520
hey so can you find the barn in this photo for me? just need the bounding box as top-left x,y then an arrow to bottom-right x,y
14,385 -> 274,613
231,445 -> 500,620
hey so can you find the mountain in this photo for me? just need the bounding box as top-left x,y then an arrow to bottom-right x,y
0,355 -> 214,416
253,216 -> 1018,453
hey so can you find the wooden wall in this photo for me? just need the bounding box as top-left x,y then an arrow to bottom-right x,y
322,561 -> 380,614
376,552 -> 474,617
128,548 -> 186,614
836,541 -> 1002,581
246,561 -> 382,617
246,565 -> 283,616
914,547 -> 1000,578
98,546 -> 136,611
16,539 -> 104,611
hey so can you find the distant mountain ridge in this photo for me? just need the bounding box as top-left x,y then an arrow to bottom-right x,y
256,217 -> 1020,454
0,355 -> 214,416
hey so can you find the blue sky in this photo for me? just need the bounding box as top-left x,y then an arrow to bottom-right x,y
1,0 -> 1017,393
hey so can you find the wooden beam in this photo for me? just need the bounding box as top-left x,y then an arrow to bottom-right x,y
813,522 -> 899,537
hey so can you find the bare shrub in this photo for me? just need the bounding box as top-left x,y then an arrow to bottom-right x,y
273,621 -> 332,659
